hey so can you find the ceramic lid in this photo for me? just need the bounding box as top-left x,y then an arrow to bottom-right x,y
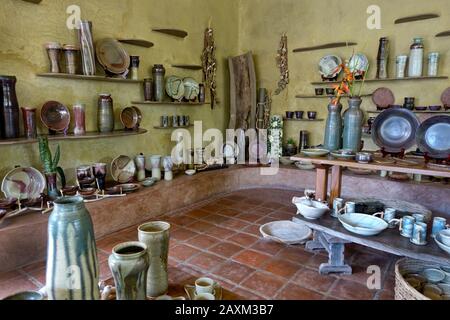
44,42 -> 62,49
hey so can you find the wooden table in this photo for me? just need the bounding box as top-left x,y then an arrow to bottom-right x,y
290,154 -> 450,274
290,154 -> 450,205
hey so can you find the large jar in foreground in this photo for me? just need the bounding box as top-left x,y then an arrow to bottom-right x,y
342,97 -> 364,153
138,221 -> 170,297
108,241 -> 149,300
97,93 -> 114,133
46,196 -> 99,300
323,102 -> 343,151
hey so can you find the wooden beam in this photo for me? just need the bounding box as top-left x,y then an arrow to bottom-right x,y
315,165 -> 330,202
330,165 -> 343,205
395,14 -> 439,24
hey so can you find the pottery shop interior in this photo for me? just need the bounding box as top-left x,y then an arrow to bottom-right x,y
0,0 -> 449,303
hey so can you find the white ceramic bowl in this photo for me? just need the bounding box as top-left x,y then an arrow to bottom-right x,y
280,157 -> 294,165
292,197 -> 329,220
338,213 -> 389,236
440,229 -> 450,247
185,169 -> 196,176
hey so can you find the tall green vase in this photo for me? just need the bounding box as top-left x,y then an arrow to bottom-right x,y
323,102 -> 343,151
46,196 -> 99,300
342,97 -> 364,153
138,221 -> 171,298
108,241 -> 149,300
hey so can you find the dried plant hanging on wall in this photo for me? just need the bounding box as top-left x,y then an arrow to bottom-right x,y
274,34 -> 289,95
202,27 -> 218,109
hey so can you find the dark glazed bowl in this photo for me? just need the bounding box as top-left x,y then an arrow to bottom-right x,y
326,88 -> 335,95
315,88 -> 324,96
429,105 -> 442,111
308,111 -> 317,120
295,111 -> 304,119
285,111 -> 294,119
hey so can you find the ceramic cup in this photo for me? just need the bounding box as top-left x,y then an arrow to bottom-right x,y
194,293 -> 215,301
383,208 -> 397,228
410,222 -> 428,246
285,111 -> 294,119
331,198 -> 345,218
307,111 -> 317,120
432,217 -> 449,238
161,116 -> 169,128
92,163 -> 107,190
315,88 -> 324,96
393,215 -> 416,238
295,111 -> 304,119
344,202 -> 356,214
195,277 -> 215,295
150,155 -> 162,181
412,213 -> 426,224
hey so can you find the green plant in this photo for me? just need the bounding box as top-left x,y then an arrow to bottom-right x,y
286,138 -> 296,145
38,135 -> 66,187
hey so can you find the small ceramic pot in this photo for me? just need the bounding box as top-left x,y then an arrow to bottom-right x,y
307,111 -> 317,120
134,154 -> 146,182
163,156 -> 173,181
150,155 -> 162,181
355,152 -> 373,164
285,111 -> 294,119
295,111 -> 304,119
45,42 -> 62,73
92,163 -> 107,190
73,103 -> 86,136
21,107 -> 37,139
315,88 -> 324,96
432,217 -> 449,238
143,78 -> 153,101
63,44 -> 80,75
429,105 -> 442,111
326,88 -> 335,96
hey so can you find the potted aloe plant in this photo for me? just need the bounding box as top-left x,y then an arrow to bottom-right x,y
284,137 -> 297,156
38,136 -> 66,200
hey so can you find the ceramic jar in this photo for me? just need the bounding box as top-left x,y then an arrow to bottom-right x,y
376,37 -> 389,79
428,52 -> 440,77
108,241 -> 149,300
163,156 -> 173,181
45,42 -> 62,74
143,78 -> 153,101
323,102 -> 343,151
0,75 -> 20,139
396,55 -> 408,78
92,163 -> 107,190
73,103 -> 86,136
130,56 -> 140,80
78,21 -> 96,76
45,172 -> 60,200
21,107 -> 37,139
152,64 -> 166,102
408,37 -> 424,77
138,221 -> 171,298
46,196 -> 100,300
198,84 -> 206,103
97,94 -> 114,133
342,97 -> 364,153
63,45 -> 79,74
134,154 -> 146,182
150,155 -> 162,181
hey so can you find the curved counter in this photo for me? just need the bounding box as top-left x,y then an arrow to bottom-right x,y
0,165 -> 448,272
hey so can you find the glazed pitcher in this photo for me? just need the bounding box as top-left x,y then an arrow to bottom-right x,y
138,221 -> 171,298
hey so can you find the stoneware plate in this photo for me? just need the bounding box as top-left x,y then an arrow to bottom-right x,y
372,87 -> 395,109
347,53 -> 369,76
416,115 -> 450,159
301,148 -> 329,157
165,76 -> 185,101
40,101 -> 71,132
338,213 -> 388,236
318,55 -> 342,79
111,155 -> 136,183
95,38 -> 130,74
330,149 -> 356,160
1,167 -> 46,200
183,77 -> 200,101
260,220 -> 312,245
116,183 -> 140,193
184,283 -> 222,300
371,108 -> 420,153
441,87 -> 450,108
120,106 -> 142,130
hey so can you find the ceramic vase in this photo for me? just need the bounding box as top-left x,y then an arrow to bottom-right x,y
46,196 -> 99,300
0,75 -> 20,139
78,21 -> 96,76
152,64 -> 166,102
73,103 -> 86,136
108,241 -> 149,300
97,94 -> 114,133
342,97 -> 364,153
323,102 -> 343,151
138,221 -> 171,298
150,155 -> 162,181
163,156 -> 173,181
21,107 -> 37,139
134,154 -> 146,182
45,172 -> 60,200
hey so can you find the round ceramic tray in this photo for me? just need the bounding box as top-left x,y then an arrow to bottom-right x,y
347,53 -> 369,76
416,115 -> 450,159
260,220 -> 312,245
319,55 -> 342,79
95,38 -> 130,74
166,76 -> 185,101
371,108 -> 419,153
434,234 -> 450,255
183,77 -> 200,101
40,101 -> 71,132
120,106 -> 142,129
301,148 -> 329,157
1,167 -> 46,200
372,87 -> 395,109
111,155 -> 136,183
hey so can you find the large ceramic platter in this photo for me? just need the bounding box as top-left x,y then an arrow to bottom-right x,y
416,115 -> 450,159
372,87 -> 395,109
302,148 -> 329,157
183,77 -> 200,101
165,76 -> 185,101
260,220 -> 312,245
318,55 -> 342,79
111,155 -> 136,183
40,101 -> 71,132
371,108 -> 419,153
96,38 -> 130,74
347,53 -> 369,76
1,167 -> 46,200
441,87 -> 450,108
338,213 -> 388,236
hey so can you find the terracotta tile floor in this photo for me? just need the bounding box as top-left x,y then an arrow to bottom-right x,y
0,188 -> 397,300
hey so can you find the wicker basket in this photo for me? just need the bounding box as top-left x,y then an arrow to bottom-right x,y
394,258 -> 447,300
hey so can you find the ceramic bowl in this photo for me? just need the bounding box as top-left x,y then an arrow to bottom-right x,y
294,161 -> 315,170
338,213 -> 389,236
105,186 -> 122,195
292,197 -> 329,220
439,229 -> 450,247
307,111 -> 317,120
0,198 -> 17,210
185,169 -> 196,176
355,152 -> 373,164
315,88 -> 324,96
2,291 -> 44,300
142,178 -> 156,188
429,105 -> 442,111
280,157 -> 294,165
301,148 -> 329,157
331,149 -> 356,160
117,183 -> 140,193
78,188 -> 97,197
423,284 -> 443,300
422,268 -> 446,284
325,88 -> 335,96
441,266 -> 450,283
61,185 -> 78,196
415,106 -> 427,111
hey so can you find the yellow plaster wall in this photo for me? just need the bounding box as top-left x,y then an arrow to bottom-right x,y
237,0 -> 450,148
0,0 -> 239,182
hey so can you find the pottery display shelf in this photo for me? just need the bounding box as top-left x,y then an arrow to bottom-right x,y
171,65 -> 203,70
0,129 -> 147,146
296,94 -> 373,99
37,73 -> 142,84
311,76 -> 448,85
284,118 -> 324,122
132,101 -> 208,106
153,125 -> 193,129
367,110 -> 450,114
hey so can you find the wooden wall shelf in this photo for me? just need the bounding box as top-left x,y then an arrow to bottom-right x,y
367,110 -> 450,114
0,129 -> 147,146
284,118 -> 324,122
394,14 -> 439,24
311,76 -> 448,85
117,39 -> 154,48
153,125 -> 193,129
152,29 -> 188,38
171,65 -> 203,70
436,30 -> 450,38
37,73 -> 142,84
21,0 -> 42,3
132,101 -> 207,106
296,94 -> 372,99
293,42 -> 357,53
